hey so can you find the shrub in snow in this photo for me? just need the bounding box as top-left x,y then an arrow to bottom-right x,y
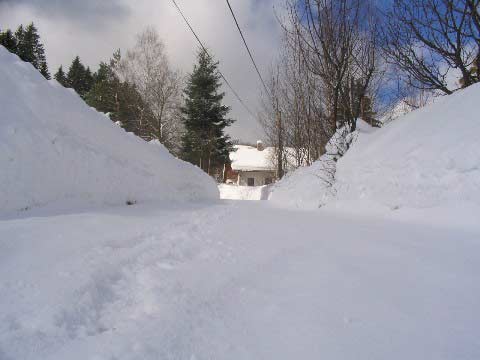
0,47 -> 219,216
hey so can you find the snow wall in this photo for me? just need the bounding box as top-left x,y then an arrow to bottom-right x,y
270,84 -> 480,210
0,47 -> 219,215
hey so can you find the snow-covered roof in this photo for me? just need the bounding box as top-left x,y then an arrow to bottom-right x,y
230,145 -> 276,171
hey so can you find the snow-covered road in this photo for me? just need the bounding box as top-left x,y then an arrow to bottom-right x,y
1,201 -> 479,360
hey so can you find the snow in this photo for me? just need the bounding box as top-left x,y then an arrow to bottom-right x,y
1,201 -> 479,360
270,86 -> 480,211
0,47 -> 218,217
268,157 -> 335,208
268,120 -> 375,209
218,184 -> 270,200
230,144 -> 298,171
2,46 -> 480,360
335,84 -> 480,209
230,144 -> 276,171
380,98 -> 416,124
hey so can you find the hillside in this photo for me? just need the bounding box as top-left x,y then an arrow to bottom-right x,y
0,47 -> 218,217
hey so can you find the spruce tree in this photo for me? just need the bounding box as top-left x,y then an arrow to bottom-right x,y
67,56 -> 88,97
180,50 -> 234,176
23,23 -> 39,64
84,67 -> 94,93
0,29 -> 18,53
54,66 -> 68,87
14,25 -> 27,60
85,53 -> 153,138
13,23 -> 50,79
39,61 -> 50,80
85,62 -> 118,114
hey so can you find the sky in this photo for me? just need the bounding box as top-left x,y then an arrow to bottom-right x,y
0,0 -> 285,143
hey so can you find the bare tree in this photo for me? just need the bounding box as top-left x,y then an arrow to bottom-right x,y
118,27 -> 183,152
259,36 -> 330,172
283,0 -> 380,136
260,0 -> 381,169
382,0 -> 480,95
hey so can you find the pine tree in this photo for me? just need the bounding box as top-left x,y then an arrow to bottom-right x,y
54,66 -> 68,87
85,61 -> 118,114
180,50 -> 234,176
0,29 -> 18,53
39,61 -> 50,80
67,56 -> 88,97
14,25 -> 27,60
84,67 -> 94,93
13,23 -> 50,79
85,53 -> 154,138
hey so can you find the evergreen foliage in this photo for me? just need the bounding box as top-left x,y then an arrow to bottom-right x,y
66,56 -> 93,98
54,66 -> 68,87
1,23 -> 50,79
0,29 -> 18,53
39,61 -> 50,80
85,51 -> 154,138
85,67 -> 94,91
180,50 -> 234,177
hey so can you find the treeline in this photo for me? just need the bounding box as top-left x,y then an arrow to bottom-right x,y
52,28 -> 185,153
261,0 -> 480,172
0,23 -> 50,79
0,24 -> 234,178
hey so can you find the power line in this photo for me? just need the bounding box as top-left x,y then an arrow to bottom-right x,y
225,0 -> 271,98
170,0 -> 256,119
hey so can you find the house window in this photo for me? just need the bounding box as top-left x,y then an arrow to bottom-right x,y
247,178 -> 255,186
265,177 -> 273,185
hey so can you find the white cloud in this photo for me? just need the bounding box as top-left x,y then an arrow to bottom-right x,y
0,0 -> 284,143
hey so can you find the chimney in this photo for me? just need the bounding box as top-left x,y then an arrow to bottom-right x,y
256,140 -> 264,151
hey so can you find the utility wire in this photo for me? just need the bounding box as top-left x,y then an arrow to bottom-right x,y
170,0 -> 256,119
225,0 -> 271,99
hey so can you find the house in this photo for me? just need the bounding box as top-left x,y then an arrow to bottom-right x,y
224,141 -> 276,186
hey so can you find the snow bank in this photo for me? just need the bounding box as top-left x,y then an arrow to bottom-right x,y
219,184 -> 270,200
269,120 -> 375,209
268,158 -> 335,209
270,86 -> 480,211
335,84 -> 480,209
0,47 -> 218,216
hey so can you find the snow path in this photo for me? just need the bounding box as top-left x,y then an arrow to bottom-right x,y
1,201 -> 479,360
218,184 -> 270,200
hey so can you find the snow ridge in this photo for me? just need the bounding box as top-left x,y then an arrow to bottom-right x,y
0,47 -> 218,216
270,85 -> 480,212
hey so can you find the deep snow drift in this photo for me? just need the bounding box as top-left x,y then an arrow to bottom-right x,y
270,85 -> 480,212
269,120 -> 377,209
0,47 -> 218,216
